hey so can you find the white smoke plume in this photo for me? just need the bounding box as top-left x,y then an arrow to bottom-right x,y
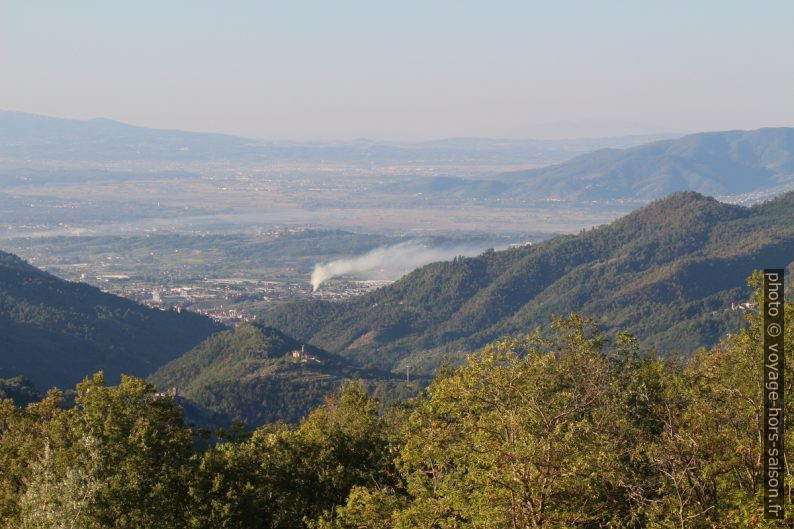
310,241 -> 484,291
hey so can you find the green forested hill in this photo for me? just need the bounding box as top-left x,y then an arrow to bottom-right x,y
260,191 -> 794,373
149,322 -> 413,425
0,250 -> 223,390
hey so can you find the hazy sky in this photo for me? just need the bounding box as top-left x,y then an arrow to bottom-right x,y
2,1 -> 793,140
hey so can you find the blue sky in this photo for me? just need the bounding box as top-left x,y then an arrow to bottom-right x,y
1,1 -> 792,139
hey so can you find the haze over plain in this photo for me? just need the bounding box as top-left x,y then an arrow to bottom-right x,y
2,1 -> 793,140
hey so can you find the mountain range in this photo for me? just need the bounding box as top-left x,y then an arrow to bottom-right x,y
1,190 -> 792,425
0,110 -> 675,167
499,127 -> 794,202
384,128 -> 794,204
259,191 -> 794,374
3,111 -> 793,204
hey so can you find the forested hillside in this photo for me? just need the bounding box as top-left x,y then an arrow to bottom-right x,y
260,191 -> 794,374
1,283 -> 790,527
0,250 -> 223,390
150,323 -> 415,425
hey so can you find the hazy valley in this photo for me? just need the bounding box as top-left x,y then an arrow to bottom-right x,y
1,114 -> 792,527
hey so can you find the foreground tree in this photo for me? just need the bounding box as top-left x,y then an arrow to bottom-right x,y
13,374 -> 194,529
0,390 -> 64,525
367,315 -> 640,528
645,272 -> 793,527
187,381 -> 395,529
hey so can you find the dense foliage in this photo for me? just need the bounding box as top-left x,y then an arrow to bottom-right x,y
0,250 -> 223,390
1,277 -> 790,527
260,191 -> 794,374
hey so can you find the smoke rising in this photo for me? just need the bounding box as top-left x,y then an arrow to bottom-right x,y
310,241 -> 484,291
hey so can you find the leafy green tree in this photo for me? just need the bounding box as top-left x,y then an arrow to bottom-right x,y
15,373 -> 194,529
188,381 -> 395,529
645,272 -> 793,527
0,390 -> 64,526
18,435 -> 102,529
187,425 -> 284,529
391,315 -> 637,528
310,486 -> 408,529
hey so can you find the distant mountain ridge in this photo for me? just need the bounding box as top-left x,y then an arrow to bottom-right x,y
382,128 -> 794,204
0,110 -> 677,166
0,111 -> 256,162
259,191 -> 794,374
0,250 -> 223,390
499,127 -> 794,202
4,111 -> 792,202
